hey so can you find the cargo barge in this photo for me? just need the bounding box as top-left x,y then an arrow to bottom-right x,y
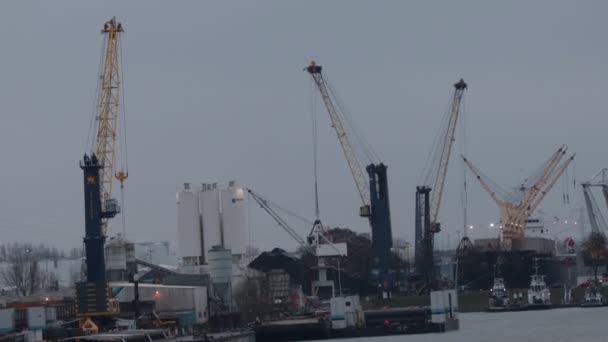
253,290 -> 459,342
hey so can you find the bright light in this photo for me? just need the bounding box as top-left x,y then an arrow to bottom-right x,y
469,225 -> 474,229
45,297 -> 49,301
565,220 -> 568,224
153,291 -> 161,299
235,187 -> 245,200
499,225 -> 504,229
490,223 -> 495,228
574,221 -> 578,225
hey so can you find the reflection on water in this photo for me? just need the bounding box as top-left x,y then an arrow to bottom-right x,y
325,307 -> 608,342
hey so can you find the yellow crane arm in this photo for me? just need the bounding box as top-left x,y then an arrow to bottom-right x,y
94,17 -> 123,235
429,79 -> 467,224
517,145 -> 566,213
306,62 -> 370,208
527,153 -> 575,217
461,155 -> 502,206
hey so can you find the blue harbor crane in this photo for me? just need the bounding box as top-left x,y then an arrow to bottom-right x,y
416,79 -> 467,291
305,61 -> 392,296
76,17 -> 128,333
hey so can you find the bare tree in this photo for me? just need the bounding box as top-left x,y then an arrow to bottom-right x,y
583,231 -> 608,281
1,244 -> 45,297
233,274 -> 272,323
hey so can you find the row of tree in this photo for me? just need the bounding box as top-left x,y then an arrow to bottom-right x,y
0,243 -> 82,262
0,243 -> 83,297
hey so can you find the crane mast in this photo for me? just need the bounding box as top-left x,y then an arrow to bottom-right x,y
415,79 -> 466,289
95,17 -> 124,236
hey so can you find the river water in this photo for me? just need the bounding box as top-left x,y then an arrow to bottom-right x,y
326,307 -> 607,342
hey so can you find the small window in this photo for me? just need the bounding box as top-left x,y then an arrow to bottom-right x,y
345,302 -> 351,307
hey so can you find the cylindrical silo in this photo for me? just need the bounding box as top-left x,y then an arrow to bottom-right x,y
105,240 -> 127,281
208,246 -> 233,311
221,182 -> 247,256
176,183 -> 202,265
200,186 -> 222,263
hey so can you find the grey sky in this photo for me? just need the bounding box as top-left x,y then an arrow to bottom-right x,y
0,1 -> 605,252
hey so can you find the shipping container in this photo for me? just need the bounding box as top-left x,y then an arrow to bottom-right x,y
26,307 -> 46,330
0,308 -> 15,334
45,307 -> 57,322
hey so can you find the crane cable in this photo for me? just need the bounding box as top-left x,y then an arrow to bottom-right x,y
419,90 -> 453,186
310,76 -> 321,221
85,37 -> 107,154
118,34 -> 129,240
460,95 -> 468,238
324,73 -> 380,165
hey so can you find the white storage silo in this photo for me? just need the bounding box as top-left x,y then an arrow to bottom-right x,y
221,181 -> 247,256
200,184 -> 222,262
177,183 -> 203,264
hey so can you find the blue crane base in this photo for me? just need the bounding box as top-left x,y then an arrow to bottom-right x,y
367,163 -> 393,290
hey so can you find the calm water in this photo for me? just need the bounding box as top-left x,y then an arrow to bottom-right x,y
326,307 -> 608,342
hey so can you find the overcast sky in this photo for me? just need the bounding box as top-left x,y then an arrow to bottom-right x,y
0,1 -> 605,253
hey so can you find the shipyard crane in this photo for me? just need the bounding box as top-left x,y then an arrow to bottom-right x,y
581,169 -> 608,234
77,17 -> 127,328
248,189 -> 347,297
462,146 -> 575,250
305,61 -> 392,292
416,79 -> 467,289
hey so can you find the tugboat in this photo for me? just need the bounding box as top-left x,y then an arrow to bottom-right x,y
488,277 -> 509,311
581,280 -> 605,307
526,258 -> 552,309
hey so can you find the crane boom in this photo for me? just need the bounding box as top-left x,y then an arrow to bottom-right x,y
94,17 -> 124,236
516,146 -> 566,216
248,189 -> 315,255
429,79 -> 467,228
583,184 -> 608,233
526,153 -> 575,219
306,62 -> 371,213
461,155 -> 502,205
